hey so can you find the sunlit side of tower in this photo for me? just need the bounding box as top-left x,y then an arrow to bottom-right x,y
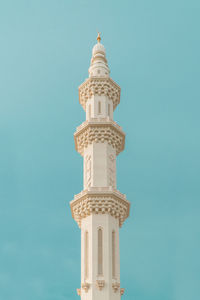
70,34 -> 130,300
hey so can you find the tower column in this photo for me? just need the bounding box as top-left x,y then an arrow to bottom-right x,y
84,142 -> 116,189
70,34 -> 130,300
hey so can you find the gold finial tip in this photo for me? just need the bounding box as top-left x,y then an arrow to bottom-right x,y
97,32 -> 101,43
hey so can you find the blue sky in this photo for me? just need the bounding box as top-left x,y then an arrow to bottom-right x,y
0,0 -> 200,299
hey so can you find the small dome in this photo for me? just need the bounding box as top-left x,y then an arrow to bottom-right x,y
92,43 -> 106,55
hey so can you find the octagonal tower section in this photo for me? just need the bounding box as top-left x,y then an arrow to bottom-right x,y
70,34 -> 130,300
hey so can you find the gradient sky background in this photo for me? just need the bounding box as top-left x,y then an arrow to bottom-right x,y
0,1 -> 200,300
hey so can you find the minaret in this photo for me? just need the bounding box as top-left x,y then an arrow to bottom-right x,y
70,34 -> 130,300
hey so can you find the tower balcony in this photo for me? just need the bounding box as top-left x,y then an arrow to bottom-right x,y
79,77 -> 121,111
70,187 -> 130,228
74,119 -> 125,156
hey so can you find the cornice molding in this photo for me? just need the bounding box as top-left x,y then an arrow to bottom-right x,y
70,188 -> 130,228
81,282 -> 90,293
112,282 -> 120,293
74,119 -> 125,156
79,77 -> 121,111
96,280 -> 105,290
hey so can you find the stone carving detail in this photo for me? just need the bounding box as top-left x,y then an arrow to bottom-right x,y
112,282 -> 120,292
96,280 -> 105,290
81,282 -> 90,293
109,154 -> 116,188
84,155 -> 91,188
77,288 -> 81,296
74,121 -> 125,156
70,189 -> 130,228
120,288 -> 125,295
79,77 -> 120,111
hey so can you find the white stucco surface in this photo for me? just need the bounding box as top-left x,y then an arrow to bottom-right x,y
71,35 -> 129,300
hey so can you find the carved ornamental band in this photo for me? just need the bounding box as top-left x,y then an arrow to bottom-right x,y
70,188 -> 130,228
79,77 -> 121,111
74,119 -> 125,156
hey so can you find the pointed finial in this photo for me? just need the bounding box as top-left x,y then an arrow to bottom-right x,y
97,32 -> 101,43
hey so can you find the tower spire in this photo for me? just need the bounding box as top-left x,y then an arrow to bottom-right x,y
88,34 -> 110,78
70,36 -> 130,300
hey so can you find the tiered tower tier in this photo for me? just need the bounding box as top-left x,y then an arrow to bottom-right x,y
70,34 -> 130,300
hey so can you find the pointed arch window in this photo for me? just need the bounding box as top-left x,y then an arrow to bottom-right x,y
88,104 -> 91,119
98,228 -> 103,275
85,231 -> 89,279
112,230 -> 116,278
98,101 -> 101,114
108,103 -> 110,117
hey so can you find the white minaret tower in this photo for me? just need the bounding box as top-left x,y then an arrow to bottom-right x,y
70,34 -> 130,300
